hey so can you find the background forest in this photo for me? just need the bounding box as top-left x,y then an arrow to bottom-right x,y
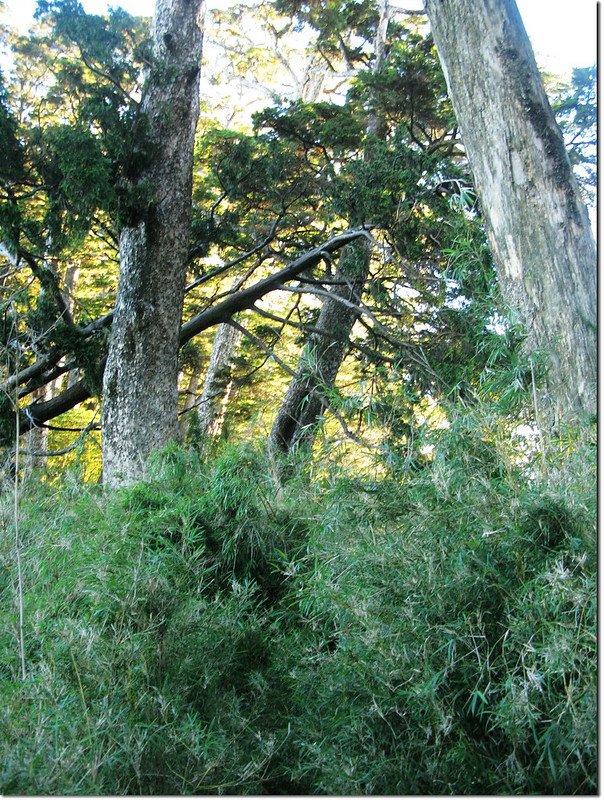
0,0 -> 597,794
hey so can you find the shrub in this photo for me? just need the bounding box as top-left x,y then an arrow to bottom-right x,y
0,419 -> 596,794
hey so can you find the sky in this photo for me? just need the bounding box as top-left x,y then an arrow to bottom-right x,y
0,0 -> 598,78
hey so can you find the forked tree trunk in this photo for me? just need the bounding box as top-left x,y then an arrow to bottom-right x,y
102,0 -> 205,486
425,0 -> 596,421
197,322 -> 242,441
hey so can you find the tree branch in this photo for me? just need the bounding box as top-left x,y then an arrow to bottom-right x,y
230,319 -> 372,449
2,210 -> 296,397
14,229 -> 371,435
179,228 -> 372,346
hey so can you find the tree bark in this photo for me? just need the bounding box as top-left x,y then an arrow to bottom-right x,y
197,322 -> 242,441
101,0 -> 205,486
424,0 -> 596,421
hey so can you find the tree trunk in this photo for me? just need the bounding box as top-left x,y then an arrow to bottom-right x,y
63,262 -> 81,389
101,0 -> 204,486
269,0 -> 389,453
197,322 -> 242,441
424,0 -> 596,421
269,241 -> 371,452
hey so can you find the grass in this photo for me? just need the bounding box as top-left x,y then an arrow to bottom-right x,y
0,412 -> 596,794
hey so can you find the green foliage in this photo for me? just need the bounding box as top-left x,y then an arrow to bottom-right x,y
280,414 -> 596,794
0,415 -> 595,795
349,26 -> 455,138
0,74 -> 26,255
35,0 -> 151,86
0,74 -> 25,184
255,101 -> 365,155
0,445 -> 307,794
5,0 -> 151,250
274,0 -> 378,64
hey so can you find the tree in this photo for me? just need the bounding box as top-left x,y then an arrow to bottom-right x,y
196,321 -> 242,441
268,0 -> 389,453
267,0 -> 472,453
424,0 -> 596,422
100,0 -> 205,486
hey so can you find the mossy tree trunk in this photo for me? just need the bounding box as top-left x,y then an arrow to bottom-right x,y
102,0 -> 205,486
425,0 -> 596,422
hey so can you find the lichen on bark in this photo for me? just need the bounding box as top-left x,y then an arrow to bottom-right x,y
425,0 -> 596,422
101,0 -> 205,487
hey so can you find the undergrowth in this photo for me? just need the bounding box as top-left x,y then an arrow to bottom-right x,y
0,413 -> 596,794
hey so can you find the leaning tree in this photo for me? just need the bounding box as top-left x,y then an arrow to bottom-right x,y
424,0 -> 596,422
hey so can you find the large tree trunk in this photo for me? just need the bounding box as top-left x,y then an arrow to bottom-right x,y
269,241 -> 371,452
102,0 -> 204,486
424,0 -> 596,421
197,322 -> 242,441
